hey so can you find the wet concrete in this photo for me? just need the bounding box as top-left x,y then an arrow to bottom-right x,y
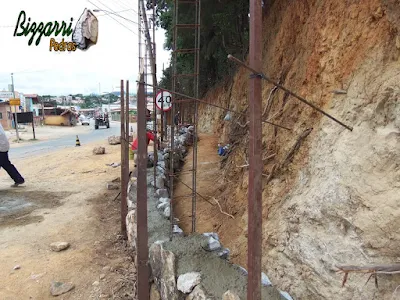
129,170 -> 284,300
164,234 -> 284,299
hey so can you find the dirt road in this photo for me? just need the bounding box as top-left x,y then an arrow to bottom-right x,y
0,140 -> 136,299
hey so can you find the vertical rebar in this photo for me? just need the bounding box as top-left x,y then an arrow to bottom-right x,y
191,0 -> 201,233
126,80 -> 130,171
120,80 -> 128,239
136,72 -> 149,300
138,0 -> 143,78
247,0 -> 262,299
152,0 -> 158,193
170,0 -> 179,241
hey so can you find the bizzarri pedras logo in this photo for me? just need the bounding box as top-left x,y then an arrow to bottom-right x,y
13,9 -> 99,52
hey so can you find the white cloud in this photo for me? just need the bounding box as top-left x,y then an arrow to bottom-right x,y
0,0 -> 171,95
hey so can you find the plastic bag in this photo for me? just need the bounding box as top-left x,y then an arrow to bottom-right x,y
72,9 -> 98,51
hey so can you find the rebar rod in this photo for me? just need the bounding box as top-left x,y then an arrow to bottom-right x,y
136,82 -> 291,131
227,54 -> 353,132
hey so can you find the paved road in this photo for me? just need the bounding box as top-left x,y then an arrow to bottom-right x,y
9,121 -> 121,160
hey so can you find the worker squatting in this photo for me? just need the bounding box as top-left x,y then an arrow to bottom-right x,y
13,10 -> 76,51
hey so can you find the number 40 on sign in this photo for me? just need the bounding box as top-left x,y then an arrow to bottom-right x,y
155,91 -> 172,112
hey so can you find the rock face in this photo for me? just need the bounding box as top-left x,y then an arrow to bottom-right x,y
177,272 -> 201,294
50,242 -> 70,252
193,2 -> 400,299
50,281 -> 75,296
149,242 -> 178,300
93,146 -> 106,155
108,135 -> 121,145
222,290 -> 240,300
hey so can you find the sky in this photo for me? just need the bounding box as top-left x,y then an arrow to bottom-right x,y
0,0 -> 171,96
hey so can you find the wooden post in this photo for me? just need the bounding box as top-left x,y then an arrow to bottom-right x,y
136,72 -> 149,300
247,0 -> 263,299
120,80 -> 128,239
32,119 -> 36,140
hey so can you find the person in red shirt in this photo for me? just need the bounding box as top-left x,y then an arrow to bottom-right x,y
131,129 -> 160,166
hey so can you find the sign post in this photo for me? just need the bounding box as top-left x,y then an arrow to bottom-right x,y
10,73 -> 20,143
155,90 -> 172,112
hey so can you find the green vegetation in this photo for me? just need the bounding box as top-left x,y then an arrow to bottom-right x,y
152,0 -> 250,96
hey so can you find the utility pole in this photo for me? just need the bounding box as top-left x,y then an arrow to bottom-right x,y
11,73 -> 20,143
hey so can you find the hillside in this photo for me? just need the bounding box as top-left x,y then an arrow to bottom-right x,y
173,1 -> 400,299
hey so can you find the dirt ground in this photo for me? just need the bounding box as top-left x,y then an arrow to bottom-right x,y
174,134 -> 246,265
0,141 -> 136,299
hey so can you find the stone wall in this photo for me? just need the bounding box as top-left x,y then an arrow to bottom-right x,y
126,125 -> 292,299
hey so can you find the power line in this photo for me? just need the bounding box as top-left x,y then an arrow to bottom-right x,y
95,0 -> 139,25
87,0 -> 139,36
96,8 -> 135,17
110,0 -> 138,16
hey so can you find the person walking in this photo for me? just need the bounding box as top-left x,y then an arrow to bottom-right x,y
0,123 -> 25,186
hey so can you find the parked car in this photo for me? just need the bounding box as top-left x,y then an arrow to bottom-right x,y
80,115 -> 90,125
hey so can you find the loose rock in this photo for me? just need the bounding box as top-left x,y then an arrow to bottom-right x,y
93,146 -> 106,155
156,189 -> 169,198
217,248 -> 230,260
50,281 -> 75,296
164,206 -> 171,218
207,237 -> 221,251
279,291 -> 294,300
186,285 -> 210,300
108,135 -> 121,145
150,283 -> 161,300
222,290 -> 240,300
50,242 -> 70,252
13,265 -> 21,270
203,232 -> 219,241
173,225 -> 184,235
261,272 -> 272,286
149,242 -> 178,300
100,274 -> 106,280
157,200 -> 170,211
177,272 -> 201,294
92,281 -> 100,286
107,183 -> 119,190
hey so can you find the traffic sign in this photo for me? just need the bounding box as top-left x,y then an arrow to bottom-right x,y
9,98 -> 20,106
155,91 -> 172,111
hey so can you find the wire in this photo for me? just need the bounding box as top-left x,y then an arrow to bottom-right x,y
110,0 -> 139,16
95,0 -> 140,25
87,0 -> 139,36
96,8 -> 135,17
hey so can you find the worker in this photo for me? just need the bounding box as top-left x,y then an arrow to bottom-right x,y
174,111 -> 181,126
0,123 -> 25,186
131,128 -> 160,166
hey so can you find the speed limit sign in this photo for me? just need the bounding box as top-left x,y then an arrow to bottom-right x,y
155,90 -> 172,111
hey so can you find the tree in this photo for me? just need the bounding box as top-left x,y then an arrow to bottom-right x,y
150,0 -> 249,97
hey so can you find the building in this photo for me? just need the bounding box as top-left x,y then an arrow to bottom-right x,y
23,94 -> 39,113
0,100 -> 23,129
43,107 -> 78,126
